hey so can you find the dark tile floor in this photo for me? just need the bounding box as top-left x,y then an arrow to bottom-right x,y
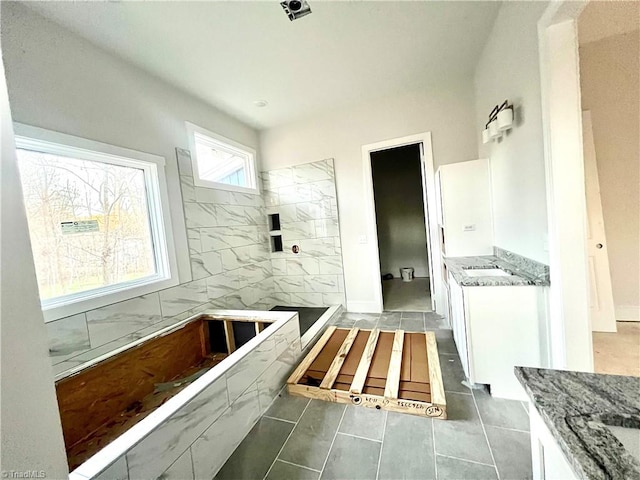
216,312 -> 533,480
270,306 -> 329,335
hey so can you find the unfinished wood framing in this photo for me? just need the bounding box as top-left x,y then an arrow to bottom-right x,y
287,327 -> 447,419
288,326 -> 337,385
384,330 -> 405,399
320,327 -> 360,389
223,320 -> 236,354
426,330 -> 446,408
350,328 -> 380,395
57,319 -> 223,469
57,314 -> 279,469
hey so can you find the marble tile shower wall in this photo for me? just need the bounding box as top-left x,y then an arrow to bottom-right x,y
46,148 -> 276,376
262,159 -> 346,307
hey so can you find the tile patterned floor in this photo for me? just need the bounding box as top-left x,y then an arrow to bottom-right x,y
215,312 -> 533,480
382,279 -> 433,312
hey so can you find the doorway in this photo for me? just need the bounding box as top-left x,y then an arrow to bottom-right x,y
361,132 -> 441,316
538,0 -> 639,373
578,2 -> 640,376
371,144 -> 431,312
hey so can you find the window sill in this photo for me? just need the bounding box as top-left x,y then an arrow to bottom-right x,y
42,276 -> 179,323
193,178 -> 260,195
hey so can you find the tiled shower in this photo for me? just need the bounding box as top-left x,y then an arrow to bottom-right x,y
262,158 -> 346,308
45,151 -> 345,377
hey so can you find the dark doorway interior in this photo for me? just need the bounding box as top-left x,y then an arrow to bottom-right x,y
370,143 -> 432,312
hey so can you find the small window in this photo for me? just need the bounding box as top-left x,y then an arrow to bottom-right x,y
186,122 -> 258,194
14,124 -> 179,321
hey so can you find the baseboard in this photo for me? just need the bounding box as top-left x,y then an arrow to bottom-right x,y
615,305 -> 640,321
346,301 -> 382,314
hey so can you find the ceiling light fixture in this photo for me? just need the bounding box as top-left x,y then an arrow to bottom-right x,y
253,100 -> 268,108
280,0 -> 312,21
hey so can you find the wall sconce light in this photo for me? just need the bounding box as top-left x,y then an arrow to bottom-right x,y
482,100 -> 514,144
497,107 -> 513,131
488,119 -> 501,140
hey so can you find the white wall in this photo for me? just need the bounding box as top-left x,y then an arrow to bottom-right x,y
474,1 -> 551,264
1,2 -> 259,285
579,30 -> 640,320
260,82 -> 477,311
0,38 -> 68,477
371,145 -> 429,278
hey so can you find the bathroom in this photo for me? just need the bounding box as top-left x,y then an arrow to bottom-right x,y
2,2 -> 638,479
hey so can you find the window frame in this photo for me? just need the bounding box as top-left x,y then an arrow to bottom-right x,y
13,123 -> 180,322
185,122 -> 259,195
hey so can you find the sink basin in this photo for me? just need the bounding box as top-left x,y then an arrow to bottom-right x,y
463,268 -> 513,277
606,425 -> 640,462
579,413 -> 640,465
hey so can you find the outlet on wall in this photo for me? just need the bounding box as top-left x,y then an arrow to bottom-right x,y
463,224 -> 476,232
358,235 -> 368,244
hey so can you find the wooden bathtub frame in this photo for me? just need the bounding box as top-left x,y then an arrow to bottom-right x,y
57,314 -> 277,470
63,309 -> 311,480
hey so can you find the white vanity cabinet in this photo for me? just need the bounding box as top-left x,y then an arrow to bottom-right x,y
448,275 -> 470,378
448,272 -> 546,400
529,406 -> 580,480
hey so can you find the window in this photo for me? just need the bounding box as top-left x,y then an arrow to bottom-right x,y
14,124 -> 179,321
186,122 -> 258,194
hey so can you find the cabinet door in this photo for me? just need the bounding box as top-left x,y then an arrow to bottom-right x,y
530,405 -> 580,480
437,159 -> 493,257
448,274 -> 470,378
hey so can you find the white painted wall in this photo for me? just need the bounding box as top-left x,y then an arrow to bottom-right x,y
474,1 -> 551,264
371,145 -> 429,279
260,82 -> 478,311
579,30 -> 640,320
473,2 -> 594,370
0,37 -> 68,477
0,2 -> 259,284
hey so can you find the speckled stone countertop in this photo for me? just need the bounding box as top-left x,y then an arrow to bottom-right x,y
444,254 -> 550,286
516,367 -> 640,479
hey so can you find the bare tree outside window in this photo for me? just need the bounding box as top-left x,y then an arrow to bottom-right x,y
17,150 -> 156,301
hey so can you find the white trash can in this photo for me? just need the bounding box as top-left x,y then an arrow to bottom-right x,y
400,267 -> 414,282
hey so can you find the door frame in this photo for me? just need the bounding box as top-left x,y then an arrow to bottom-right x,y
361,132 -> 442,315
538,0 -> 594,371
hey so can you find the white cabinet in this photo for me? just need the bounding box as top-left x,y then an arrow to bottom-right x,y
448,273 -> 470,379
435,159 -> 493,257
448,274 -> 546,400
529,405 -> 579,480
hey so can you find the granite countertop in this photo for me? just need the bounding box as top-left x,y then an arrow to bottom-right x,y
444,255 -> 550,286
516,367 -> 640,479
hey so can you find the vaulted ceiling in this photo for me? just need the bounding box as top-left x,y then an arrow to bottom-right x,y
24,1 -> 501,129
